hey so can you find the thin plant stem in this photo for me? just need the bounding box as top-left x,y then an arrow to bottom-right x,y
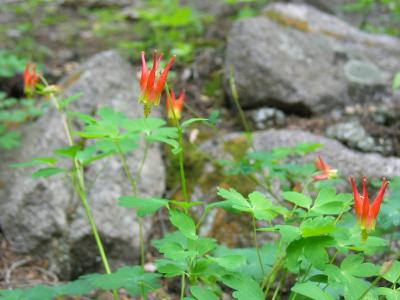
45,87 -> 119,300
180,272 -> 186,299
165,85 -> 189,201
115,141 -> 137,194
252,217 -> 265,276
229,67 -> 252,138
272,271 -> 286,300
115,140 -> 150,273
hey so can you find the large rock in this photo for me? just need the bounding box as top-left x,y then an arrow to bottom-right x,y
0,51 -> 166,278
225,3 -> 400,115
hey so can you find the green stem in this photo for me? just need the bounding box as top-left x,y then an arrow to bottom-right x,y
180,272 -> 186,299
252,217 -> 265,276
229,67 -> 251,137
165,85 -> 189,201
178,128 -> 189,201
115,140 -> 149,271
46,90 -> 119,300
139,217 -> 145,271
272,271 -> 286,300
115,141 -> 137,194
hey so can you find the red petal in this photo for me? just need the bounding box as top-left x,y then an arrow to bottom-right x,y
140,51 -> 149,90
369,178 -> 389,221
361,176 -> 370,226
145,51 -> 158,98
154,55 -> 176,96
350,176 -> 363,219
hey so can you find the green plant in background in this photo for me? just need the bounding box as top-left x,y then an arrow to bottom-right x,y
121,0 -> 209,62
393,72 -> 400,91
341,0 -> 400,36
0,50 -> 45,149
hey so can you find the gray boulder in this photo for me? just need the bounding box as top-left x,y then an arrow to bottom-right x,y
225,2 -> 400,115
326,119 -> 393,154
0,50 -> 165,278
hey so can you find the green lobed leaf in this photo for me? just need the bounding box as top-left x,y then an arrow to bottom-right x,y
54,145 -> 81,158
59,93 -> 83,109
217,187 -> 251,211
248,191 -> 277,221
119,196 -> 169,217
211,255 -> 246,271
311,188 -> 352,215
383,261 -> 400,283
291,282 -> 334,300
258,225 -> 300,245
283,191 -> 312,209
190,286 -> 219,300
300,216 -> 336,237
181,118 -> 208,128
393,72 -> 400,91
11,157 -> 58,168
221,274 -> 264,300
32,167 -> 66,178
378,287 -> 400,300
169,209 -> 198,240
156,259 -> 186,277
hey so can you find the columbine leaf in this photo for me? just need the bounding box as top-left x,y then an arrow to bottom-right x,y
54,145 -> 81,158
59,93 -> 83,109
311,188 -> 352,215
221,274 -> 264,300
383,261 -> 400,283
23,284 -> 57,300
32,167 -> 66,178
300,216 -> 336,237
156,259 -> 186,277
283,191 -> 312,209
119,196 -> 169,217
258,225 -> 300,245
291,282 -> 334,300
190,286 -> 219,300
378,287 -> 400,300
181,118 -> 208,128
248,191 -> 277,221
211,255 -> 246,271
53,279 -> 94,296
11,157 -> 58,168
393,72 -> 400,91
169,210 -> 198,240
217,187 -> 251,211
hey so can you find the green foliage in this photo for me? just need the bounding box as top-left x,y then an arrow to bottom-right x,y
340,0 -> 400,36
0,266 -> 160,300
0,90 -> 45,150
393,72 -> 400,91
123,0 -> 209,62
0,50 -> 27,77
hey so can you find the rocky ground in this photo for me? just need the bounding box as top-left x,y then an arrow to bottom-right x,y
1,0 -> 400,297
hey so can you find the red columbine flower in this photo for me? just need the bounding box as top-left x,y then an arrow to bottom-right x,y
139,50 -> 176,117
312,155 -> 338,181
350,176 -> 389,240
23,63 -> 39,96
167,89 -> 185,120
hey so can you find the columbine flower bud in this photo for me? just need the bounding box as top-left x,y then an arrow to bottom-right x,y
167,89 -> 185,120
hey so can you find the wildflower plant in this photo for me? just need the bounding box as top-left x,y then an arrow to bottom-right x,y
2,52 -> 400,300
